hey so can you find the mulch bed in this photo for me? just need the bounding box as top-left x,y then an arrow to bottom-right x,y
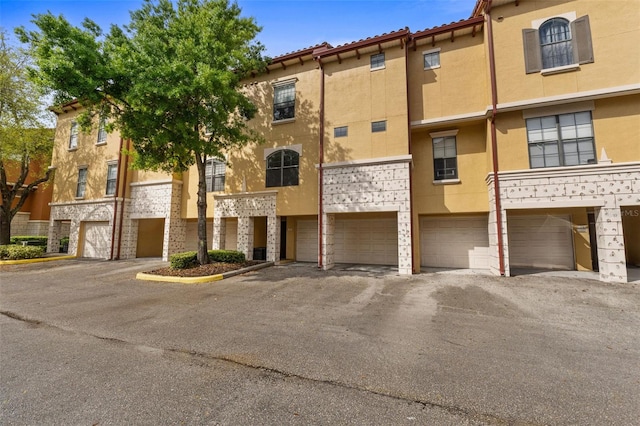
149,261 -> 263,277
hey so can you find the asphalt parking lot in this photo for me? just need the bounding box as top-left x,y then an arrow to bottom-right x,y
1,259 -> 639,425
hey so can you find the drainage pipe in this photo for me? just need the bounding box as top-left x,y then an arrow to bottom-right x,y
116,139 -> 130,260
404,36 -> 416,273
486,0 -> 506,276
317,58 -> 325,269
110,137 -> 124,260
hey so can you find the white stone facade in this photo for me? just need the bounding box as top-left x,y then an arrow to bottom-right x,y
487,162 -> 640,283
47,180 -> 184,261
213,191 -> 279,262
321,155 -> 413,275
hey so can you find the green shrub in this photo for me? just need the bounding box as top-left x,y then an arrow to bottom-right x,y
0,245 -> 45,260
170,251 -> 198,269
60,236 -> 70,246
9,236 -> 48,246
208,250 -> 245,263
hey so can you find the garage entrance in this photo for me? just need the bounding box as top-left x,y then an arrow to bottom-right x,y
507,214 -> 574,270
81,221 -> 111,258
420,215 -> 489,269
136,218 -> 164,258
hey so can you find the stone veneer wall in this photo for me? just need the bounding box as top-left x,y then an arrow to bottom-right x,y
213,191 -> 278,262
121,180 -> 185,261
321,155 -> 412,275
487,162 -> 640,283
10,212 -> 30,236
47,199 -> 116,256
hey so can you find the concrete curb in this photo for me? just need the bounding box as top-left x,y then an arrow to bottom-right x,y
136,261 -> 274,284
0,255 -> 76,265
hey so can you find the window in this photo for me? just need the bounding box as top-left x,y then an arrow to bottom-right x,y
205,159 -> 226,192
69,122 -> 78,149
97,117 -> 107,144
76,167 -> 87,198
334,126 -> 348,138
526,111 -> 596,168
371,121 -> 386,133
370,53 -> 385,70
423,49 -> 440,69
522,15 -> 593,73
432,136 -> 458,180
266,149 -> 299,187
105,163 -> 117,195
539,18 -> 573,69
273,82 -> 295,121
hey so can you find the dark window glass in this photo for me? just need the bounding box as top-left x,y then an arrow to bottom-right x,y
266,149 -> 299,187
539,18 -> 573,69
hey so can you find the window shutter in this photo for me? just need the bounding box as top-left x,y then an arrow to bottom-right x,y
522,28 -> 542,73
571,15 -> 594,64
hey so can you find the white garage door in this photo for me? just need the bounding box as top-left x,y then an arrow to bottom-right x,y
334,218 -> 398,265
421,216 -> 489,269
224,220 -> 237,251
508,215 -> 574,270
82,221 -> 111,258
295,218 -> 398,265
296,220 -> 318,262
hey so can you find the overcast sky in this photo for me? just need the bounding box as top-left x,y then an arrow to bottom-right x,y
1,0 -> 477,57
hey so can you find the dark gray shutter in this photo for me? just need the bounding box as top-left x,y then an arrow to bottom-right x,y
571,15 -> 594,64
522,28 -> 542,73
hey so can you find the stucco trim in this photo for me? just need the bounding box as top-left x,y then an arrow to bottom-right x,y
522,101 -> 594,119
502,200 -> 605,209
50,198 -> 125,207
486,161 -> 640,183
324,204 -> 402,213
129,179 -> 182,187
213,190 -> 278,200
319,155 -> 412,169
264,144 -> 302,160
411,110 -> 486,128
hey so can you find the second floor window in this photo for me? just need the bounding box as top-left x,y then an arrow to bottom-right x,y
370,53 -> 385,70
97,117 -> 108,144
205,159 -> 226,192
273,82 -> 295,122
69,122 -> 78,149
106,163 -> 117,195
539,18 -> 573,69
433,136 -> 458,180
266,149 -> 299,187
526,111 -> 595,168
76,167 -> 87,198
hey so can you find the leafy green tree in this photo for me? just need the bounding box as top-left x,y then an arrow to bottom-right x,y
17,0 -> 266,264
0,32 -> 55,245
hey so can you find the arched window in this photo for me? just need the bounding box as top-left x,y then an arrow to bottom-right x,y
539,18 -> 573,69
266,149 -> 299,187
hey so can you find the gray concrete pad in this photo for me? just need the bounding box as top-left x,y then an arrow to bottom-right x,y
1,258 -> 639,425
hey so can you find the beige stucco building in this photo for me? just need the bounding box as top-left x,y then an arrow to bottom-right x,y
47,0 -> 639,283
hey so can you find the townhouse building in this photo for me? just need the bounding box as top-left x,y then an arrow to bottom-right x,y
47,0 -> 639,283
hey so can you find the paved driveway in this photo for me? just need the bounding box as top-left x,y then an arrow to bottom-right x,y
1,259 -> 639,425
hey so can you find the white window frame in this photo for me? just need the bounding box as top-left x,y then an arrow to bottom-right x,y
423,48 -> 441,70
105,163 -> 117,196
96,117 -> 108,145
76,167 -> 87,198
431,130 -> 459,182
205,158 -> 226,192
370,53 -> 385,71
69,122 -> 78,150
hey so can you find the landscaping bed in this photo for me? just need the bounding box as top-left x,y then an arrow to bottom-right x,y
149,260 -> 263,277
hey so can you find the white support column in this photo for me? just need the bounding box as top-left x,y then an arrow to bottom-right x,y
267,215 -> 280,262
212,216 -> 226,250
397,211 -> 413,275
69,219 -> 80,256
47,219 -> 61,254
322,213 -> 335,270
595,206 -> 627,283
238,216 -> 255,260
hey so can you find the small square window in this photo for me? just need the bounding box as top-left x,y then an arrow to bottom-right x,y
370,53 -> 385,70
371,121 -> 386,133
334,126 -> 348,138
424,50 -> 440,69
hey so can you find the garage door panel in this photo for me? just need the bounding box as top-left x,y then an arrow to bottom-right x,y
296,220 -> 318,262
421,216 -> 489,269
82,221 -> 111,259
508,215 -> 573,270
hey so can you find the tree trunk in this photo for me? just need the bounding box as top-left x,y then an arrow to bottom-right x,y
194,153 -> 210,265
0,207 -> 11,245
